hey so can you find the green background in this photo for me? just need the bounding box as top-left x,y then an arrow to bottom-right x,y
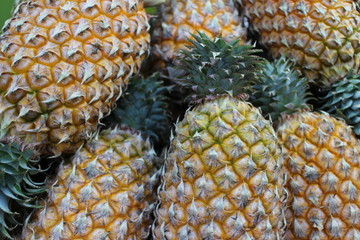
0,0 -> 13,30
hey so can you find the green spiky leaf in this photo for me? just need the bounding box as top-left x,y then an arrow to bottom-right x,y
321,74 -> 360,136
0,193 -> 11,214
0,143 -> 46,239
110,73 -> 171,144
251,57 -> 310,122
176,32 -> 265,99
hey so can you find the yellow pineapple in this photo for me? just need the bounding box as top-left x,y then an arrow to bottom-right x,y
22,74 -> 170,239
151,0 -> 247,69
0,0 -> 151,156
280,112 -> 360,239
239,0 -> 360,86
153,33 -> 286,239
252,58 -> 360,239
23,127 -> 158,240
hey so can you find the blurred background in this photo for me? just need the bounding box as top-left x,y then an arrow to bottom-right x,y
0,0 -> 13,30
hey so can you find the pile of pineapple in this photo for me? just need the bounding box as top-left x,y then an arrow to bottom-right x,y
0,0 -> 360,239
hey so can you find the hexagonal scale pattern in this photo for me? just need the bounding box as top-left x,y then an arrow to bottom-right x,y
278,111 -> 360,239
23,127 -> 158,240
153,95 -> 286,239
0,0 -> 150,156
151,0 -> 246,68
239,0 -> 360,86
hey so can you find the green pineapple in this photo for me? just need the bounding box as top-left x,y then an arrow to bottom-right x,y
252,57 -> 310,122
321,75 -> 360,136
109,73 -> 171,147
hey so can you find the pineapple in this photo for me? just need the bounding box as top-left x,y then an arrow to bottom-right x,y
22,74 -> 169,239
151,0 -> 247,69
252,58 -> 360,239
321,75 -> 360,136
148,0 -> 247,129
239,0 -> 360,86
153,33 -> 287,239
0,0 -> 151,157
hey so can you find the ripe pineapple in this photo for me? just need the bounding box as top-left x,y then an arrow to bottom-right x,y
22,74 -> 169,239
0,0 -> 151,156
239,0 -> 360,86
151,0 -> 247,69
153,33 -> 287,239
252,58 -> 360,239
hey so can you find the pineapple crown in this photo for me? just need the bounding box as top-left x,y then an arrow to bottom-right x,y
321,74 -> 360,136
251,57 -> 310,121
109,73 -> 170,143
0,143 -> 45,239
177,32 -> 265,99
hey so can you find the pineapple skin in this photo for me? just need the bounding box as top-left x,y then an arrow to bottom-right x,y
0,0 -> 150,156
153,95 -> 286,239
152,0 -> 246,68
239,0 -> 360,86
23,127 -> 158,240
278,111 -> 360,239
